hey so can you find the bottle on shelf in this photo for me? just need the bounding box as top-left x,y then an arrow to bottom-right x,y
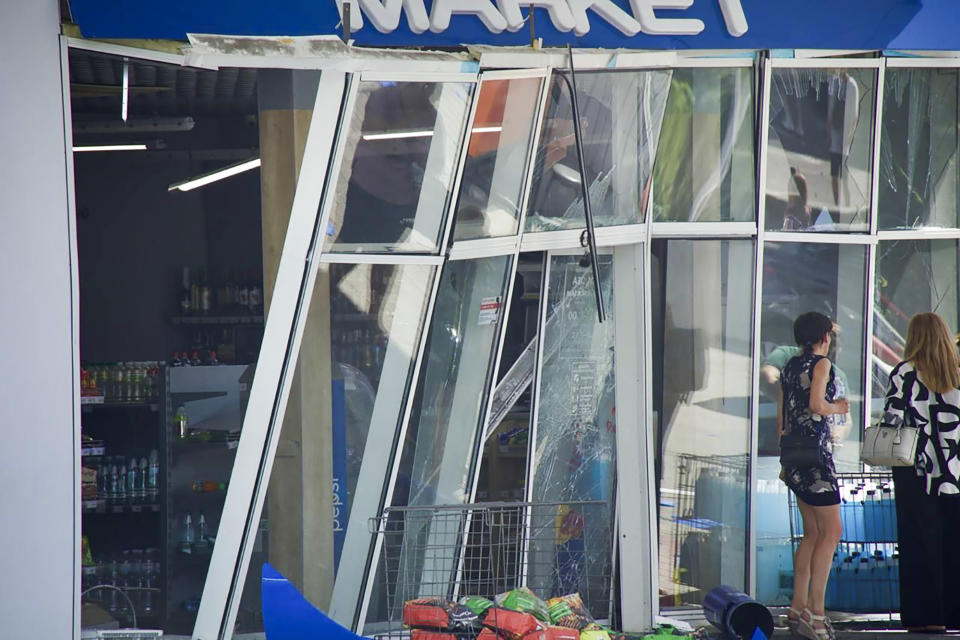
190,350 -> 201,367
197,512 -> 208,543
208,350 -> 219,366
138,456 -> 148,502
174,405 -> 189,439
237,272 -> 250,310
181,266 -> 192,314
116,460 -> 127,505
170,351 -> 183,367
147,449 -> 159,501
127,456 -> 140,503
182,513 -> 195,550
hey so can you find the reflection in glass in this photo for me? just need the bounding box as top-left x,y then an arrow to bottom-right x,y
754,242 -> 866,605
880,69 -> 960,230
323,80 -> 473,253
653,68 -> 755,222
765,68 -> 876,232
366,256 -> 513,624
233,262 -> 436,630
873,240 -> 959,416
453,77 -> 543,241
525,71 -> 672,231
651,239 -> 753,606
528,254 -> 615,616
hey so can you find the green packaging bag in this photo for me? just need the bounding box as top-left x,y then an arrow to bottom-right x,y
460,595 -> 495,616
495,586 -> 551,622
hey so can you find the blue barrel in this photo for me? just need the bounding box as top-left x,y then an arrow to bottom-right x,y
703,585 -> 774,640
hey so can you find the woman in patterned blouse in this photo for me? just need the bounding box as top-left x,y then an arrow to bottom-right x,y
884,312 -> 960,632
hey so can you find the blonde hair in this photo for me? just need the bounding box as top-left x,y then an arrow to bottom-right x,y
904,312 -> 960,394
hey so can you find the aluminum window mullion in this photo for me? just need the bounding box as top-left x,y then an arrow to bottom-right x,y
193,70 -> 348,640
359,71 -> 478,83
869,61 -> 886,236
748,56 -> 772,599
763,232 -> 877,245
640,201 -> 658,623
649,222 -> 758,238
352,261 -> 447,632
864,241 -> 879,434
877,229 -> 960,240
886,57 -> 960,68
768,58 -> 883,70
519,252 -> 553,586
318,253 -> 445,265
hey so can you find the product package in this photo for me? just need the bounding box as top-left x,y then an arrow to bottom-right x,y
524,626 -> 583,640
403,598 -> 478,631
483,607 -> 545,640
495,586 -> 551,622
580,630 -> 612,640
410,631 -> 458,640
460,595 -> 496,616
546,593 -> 595,630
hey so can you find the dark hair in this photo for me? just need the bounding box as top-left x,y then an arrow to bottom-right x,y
794,311 -> 833,351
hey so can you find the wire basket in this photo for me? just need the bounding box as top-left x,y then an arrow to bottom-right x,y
366,500 -> 614,638
788,471 -> 899,619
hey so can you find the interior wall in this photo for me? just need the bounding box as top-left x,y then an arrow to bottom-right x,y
75,153 -> 261,362
0,2 -> 77,637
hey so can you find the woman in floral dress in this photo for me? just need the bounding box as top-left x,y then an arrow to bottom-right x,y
779,312 -> 849,640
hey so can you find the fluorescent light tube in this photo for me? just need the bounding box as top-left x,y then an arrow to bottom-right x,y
169,158 -> 261,192
73,144 -> 148,152
361,125 -> 502,142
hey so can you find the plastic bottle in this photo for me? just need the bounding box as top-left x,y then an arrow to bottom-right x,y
174,405 -> 189,439
117,461 -> 127,504
128,456 -> 140,503
183,513 -> 195,546
147,449 -> 159,501
198,512 -> 207,543
138,457 -> 148,502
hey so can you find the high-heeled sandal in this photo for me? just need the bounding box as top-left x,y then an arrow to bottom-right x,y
780,607 -> 802,634
798,608 -> 835,640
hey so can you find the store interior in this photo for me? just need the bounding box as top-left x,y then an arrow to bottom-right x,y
73,49 -> 266,636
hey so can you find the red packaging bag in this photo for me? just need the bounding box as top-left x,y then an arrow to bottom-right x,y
479,629 -> 503,640
525,627 -> 581,640
404,598 -> 455,629
410,630 -> 458,640
484,607 -> 544,640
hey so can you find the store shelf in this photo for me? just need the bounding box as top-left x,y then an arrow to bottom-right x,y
82,401 -> 160,412
81,444 -> 107,457
169,314 -> 264,326
82,499 -> 161,514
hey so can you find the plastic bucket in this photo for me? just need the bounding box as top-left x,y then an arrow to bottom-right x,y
703,585 -> 774,640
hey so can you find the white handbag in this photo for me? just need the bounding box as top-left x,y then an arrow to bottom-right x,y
861,414 -> 920,467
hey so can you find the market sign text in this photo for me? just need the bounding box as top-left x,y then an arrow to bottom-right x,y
338,0 -> 748,38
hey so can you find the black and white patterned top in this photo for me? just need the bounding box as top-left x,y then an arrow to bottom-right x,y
884,361 -> 960,495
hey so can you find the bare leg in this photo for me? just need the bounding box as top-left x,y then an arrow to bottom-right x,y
807,503 -> 842,625
791,500 -> 820,619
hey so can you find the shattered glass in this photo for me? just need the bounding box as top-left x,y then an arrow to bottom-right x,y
765,68 -> 876,232
525,70 -> 672,231
527,254 -> 616,618
879,68 -> 960,230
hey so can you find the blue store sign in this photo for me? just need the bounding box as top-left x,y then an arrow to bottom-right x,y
69,0 -> 958,50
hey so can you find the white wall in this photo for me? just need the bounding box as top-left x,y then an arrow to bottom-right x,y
0,2 -> 77,638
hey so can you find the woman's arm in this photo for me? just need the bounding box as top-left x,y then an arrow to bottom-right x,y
809,358 -> 849,416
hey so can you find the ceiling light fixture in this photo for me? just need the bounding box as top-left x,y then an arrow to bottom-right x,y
169,157 -> 261,192
361,125 -> 502,142
73,144 -> 148,152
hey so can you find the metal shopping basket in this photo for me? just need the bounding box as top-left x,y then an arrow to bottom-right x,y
366,500 -> 614,638
788,471 -> 899,622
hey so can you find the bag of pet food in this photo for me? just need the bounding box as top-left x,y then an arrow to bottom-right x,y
495,587 -> 551,622
460,595 -> 496,616
410,631 -> 458,640
403,598 -> 467,630
580,630 -> 611,640
478,628 -> 502,640
483,607 -> 544,640
546,593 -> 595,630
526,626 -> 583,640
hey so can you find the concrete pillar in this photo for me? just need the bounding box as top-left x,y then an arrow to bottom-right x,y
258,70 -> 336,609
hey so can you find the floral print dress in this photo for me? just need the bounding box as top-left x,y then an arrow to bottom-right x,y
780,351 -> 841,506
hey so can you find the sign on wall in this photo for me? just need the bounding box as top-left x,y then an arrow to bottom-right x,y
69,0 -> 957,50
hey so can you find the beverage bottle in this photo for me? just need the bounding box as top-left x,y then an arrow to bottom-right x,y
108,459 -> 119,505
128,456 -> 140,503
238,273 -> 250,309
147,450 -> 159,501
107,560 -> 120,615
189,350 -> 200,366
98,461 -> 108,499
198,512 -> 208,542
181,266 -> 192,314
200,268 -> 212,314
174,405 -> 189,439
114,365 -> 125,402
208,350 -> 218,366
138,457 -> 148,502
181,351 -> 191,367
170,351 -> 182,367
183,513 -> 195,546
117,461 -> 127,504
249,279 -> 262,312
